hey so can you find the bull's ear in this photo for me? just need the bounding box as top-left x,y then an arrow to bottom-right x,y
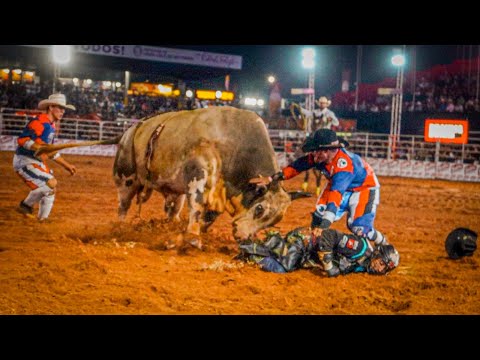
289,191 -> 313,200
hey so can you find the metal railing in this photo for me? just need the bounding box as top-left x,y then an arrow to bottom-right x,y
0,107 -> 137,140
2,108 -> 480,165
266,130 -> 480,165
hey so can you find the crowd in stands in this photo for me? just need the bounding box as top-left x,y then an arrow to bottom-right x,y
332,73 -> 480,113
265,69 -> 480,130
2,58 -> 480,129
333,59 -> 480,114
0,80 -> 183,121
0,80 -> 237,121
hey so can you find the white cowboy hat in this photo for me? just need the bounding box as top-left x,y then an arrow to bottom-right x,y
318,96 -> 331,106
38,93 -> 76,111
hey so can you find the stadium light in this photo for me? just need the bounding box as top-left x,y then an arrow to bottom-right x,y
301,47 -> 316,133
267,75 -> 275,84
301,48 -> 315,69
52,45 -> 72,93
391,54 -> 405,67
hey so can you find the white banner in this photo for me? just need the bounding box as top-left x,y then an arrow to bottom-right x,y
24,45 -> 242,70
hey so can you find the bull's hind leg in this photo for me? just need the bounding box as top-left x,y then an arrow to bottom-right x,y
115,176 -> 141,220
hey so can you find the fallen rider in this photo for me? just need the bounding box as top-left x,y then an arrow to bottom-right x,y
236,228 -> 399,277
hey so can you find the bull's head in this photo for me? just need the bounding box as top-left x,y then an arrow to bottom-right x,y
230,181 -> 311,242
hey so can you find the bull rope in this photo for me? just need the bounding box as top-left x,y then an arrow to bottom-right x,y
138,123 -> 166,215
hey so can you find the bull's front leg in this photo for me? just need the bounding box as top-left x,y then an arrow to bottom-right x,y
164,193 -> 186,222
181,145 -> 223,249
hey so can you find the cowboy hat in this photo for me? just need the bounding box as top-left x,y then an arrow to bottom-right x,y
301,128 -> 349,153
38,93 -> 76,111
317,96 -> 331,106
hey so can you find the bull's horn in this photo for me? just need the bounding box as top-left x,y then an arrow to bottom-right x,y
289,191 -> 313,200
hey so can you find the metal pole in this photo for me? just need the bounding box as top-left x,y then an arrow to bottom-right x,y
397,64 -> 404,143
411,136 -> 415,160
364,132 -> 369,159
468,44 -> 473,87
476,45 -> 480,102
411,45 -> 417,111
124,71 -> 130,107
435,141 -> 440,163
354,45 -> 362,111
393,67 -> 400,157
306,70 -> 315,133
388,76 -> 397,160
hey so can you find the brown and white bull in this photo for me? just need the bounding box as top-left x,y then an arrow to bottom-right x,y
113,107 -> 306,244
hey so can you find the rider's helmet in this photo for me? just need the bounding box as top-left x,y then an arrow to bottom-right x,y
367,244 -> 400,275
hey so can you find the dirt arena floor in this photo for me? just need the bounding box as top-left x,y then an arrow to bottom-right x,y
1,151 -> 479,315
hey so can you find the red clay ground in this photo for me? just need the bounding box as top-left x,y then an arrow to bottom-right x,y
1,151 -> 479,314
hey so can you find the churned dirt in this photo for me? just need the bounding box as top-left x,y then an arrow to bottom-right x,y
1,151 -> 479,315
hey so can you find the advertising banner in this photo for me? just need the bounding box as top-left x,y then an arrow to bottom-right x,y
75,45 -> 242,70
424,119 -> 469,144
24,45 -> 242,70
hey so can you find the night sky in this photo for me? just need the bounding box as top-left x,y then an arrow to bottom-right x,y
163,45 -> 466,99
0,45 -> 471,100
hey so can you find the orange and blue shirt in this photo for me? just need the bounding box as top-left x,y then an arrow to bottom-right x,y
16,114 -> 56,159
282,148 -> 379,214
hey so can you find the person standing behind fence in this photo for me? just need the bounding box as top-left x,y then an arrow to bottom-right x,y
300,96 -> 340,194
301,96 -> 339,132
13,93 -> 77,222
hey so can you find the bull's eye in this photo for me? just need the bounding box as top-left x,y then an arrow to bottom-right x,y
254,204 -> 264,219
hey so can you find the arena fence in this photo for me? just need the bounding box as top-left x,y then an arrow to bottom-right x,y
1,108 -> 480,182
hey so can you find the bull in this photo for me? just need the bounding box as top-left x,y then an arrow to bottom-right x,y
113,107 -> 308,245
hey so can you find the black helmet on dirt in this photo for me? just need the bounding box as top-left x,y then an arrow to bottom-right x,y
445,227 -> 477,259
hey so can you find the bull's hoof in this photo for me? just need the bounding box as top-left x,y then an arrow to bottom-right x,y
187,238 -> 203,250
174,233 -> 204,254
